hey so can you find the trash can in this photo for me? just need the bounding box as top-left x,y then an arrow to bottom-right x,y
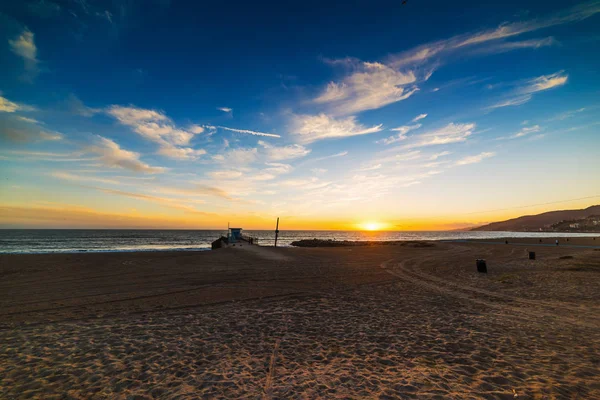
476,259 -> 487,273
529,251 -> 535,260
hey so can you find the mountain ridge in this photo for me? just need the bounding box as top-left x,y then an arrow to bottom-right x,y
471,205 -> 600,232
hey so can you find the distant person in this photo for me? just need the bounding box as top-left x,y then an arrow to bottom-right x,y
556,239 -> 559,246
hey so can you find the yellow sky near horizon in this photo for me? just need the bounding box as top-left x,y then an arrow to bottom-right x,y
1,196 -> 597,231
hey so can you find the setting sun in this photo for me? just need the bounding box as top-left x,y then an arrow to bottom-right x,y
361,222 -> 384,231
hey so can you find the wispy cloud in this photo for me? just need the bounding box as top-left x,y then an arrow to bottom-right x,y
212,147 -> 258,164
217,107 -> 232,113
207,170 -> 243,179
157,144 -> 206,159
388,2 -> 600,68
16,116 -> 41,124
85,135 -> 166,173
356,164 -> 382,172
0,95 -> 36,113
546,107 -> 588,121
208,125 -> 281,138
314,61 -> 419,115
9,28 -> 39,81
65,94 -> 101,116
95,10 -> 113,24
487,71 -> 568,110
429,151 -> 451,160
39,131 -> 64,141
302,151 -> 349,164
455,152 -> 496,166
106,105 -> 206,159
310,2 -> 597,118
0,96 -> 21,113
487,95 -> 532,110
291,113 -> 382,143
377,124 -> 422,145
89,186 -> 212,213
257,140 -> 311,160
51,171 -> 120,185
394,150 -> 422,162
264,163 -> 293,175
401,122 -> 476,149
412,113 -> 428,122
505,125 -> 542,139
521,71 -> 568,93
279,177 -> 332,190
0,150 -> 94,162
473,37 -> 557,55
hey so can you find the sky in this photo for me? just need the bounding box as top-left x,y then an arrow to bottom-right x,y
0,0 -> 599,230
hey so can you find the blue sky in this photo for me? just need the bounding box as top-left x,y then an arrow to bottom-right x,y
0,0 -> 599,229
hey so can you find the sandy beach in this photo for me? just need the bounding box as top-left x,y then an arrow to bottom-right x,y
1,238 -> 600,398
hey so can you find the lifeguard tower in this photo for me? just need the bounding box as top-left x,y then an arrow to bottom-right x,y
228,227 -> 243,243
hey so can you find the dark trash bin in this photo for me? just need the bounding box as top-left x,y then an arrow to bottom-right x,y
529,251 -> 536,260
476,259 -> 487,273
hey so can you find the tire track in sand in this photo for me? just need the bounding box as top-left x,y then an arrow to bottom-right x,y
380,259 -> 600,330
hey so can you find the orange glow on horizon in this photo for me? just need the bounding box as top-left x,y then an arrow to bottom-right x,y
358,222 -> 387,231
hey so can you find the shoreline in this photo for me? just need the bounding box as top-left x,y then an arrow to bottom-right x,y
2,234 -> 599,255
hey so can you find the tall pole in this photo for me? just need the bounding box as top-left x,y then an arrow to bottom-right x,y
274,217 -> 280,247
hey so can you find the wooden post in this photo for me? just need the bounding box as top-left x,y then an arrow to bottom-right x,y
274,217 -> 280,247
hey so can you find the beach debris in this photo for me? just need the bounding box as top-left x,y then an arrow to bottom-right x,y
476,259 -> 487,273
529,251 -> 536,260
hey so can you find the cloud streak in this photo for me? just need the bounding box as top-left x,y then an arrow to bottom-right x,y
258,140 -> 311,160
412,114 -> 428,122
208,125 -> 280,138
388,2 -> 600,68
401,123 -> 476,149
314,61 -> 419,115
291,113 -> 382,143
455,152 -> 496,166
85,136 -> 166,174
9,28 -> 39,80
487,71 -> 568,110
377,124 -> 422,145
106,105 -> 206,159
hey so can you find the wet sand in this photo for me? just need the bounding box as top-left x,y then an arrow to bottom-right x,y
1,238 -> 600,398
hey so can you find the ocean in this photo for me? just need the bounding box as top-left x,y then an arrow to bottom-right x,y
0,229 -> 598,254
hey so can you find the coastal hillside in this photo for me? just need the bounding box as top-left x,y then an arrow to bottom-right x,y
472,205 -> 600,232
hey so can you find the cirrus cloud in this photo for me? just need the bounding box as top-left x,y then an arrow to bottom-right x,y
106,105 -> 206,159
85,136 -> 166,174
291,113 -> 382,143
455,152 -> 496,166
257,140 -> 311,160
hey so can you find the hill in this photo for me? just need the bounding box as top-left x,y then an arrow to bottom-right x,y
471,205 -> 600,232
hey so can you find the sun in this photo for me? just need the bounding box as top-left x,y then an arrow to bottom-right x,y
361,222 -> 382,231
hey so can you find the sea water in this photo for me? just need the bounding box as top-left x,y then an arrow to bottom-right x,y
0,229 -> 597,254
